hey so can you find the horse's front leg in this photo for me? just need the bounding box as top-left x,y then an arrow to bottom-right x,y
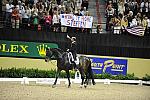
79,69 -> 84,88
52,69 -> 61,88
66,70 -> 71,88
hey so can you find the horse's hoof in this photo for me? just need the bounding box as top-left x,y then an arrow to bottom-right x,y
84,84 -> 87,88
80,85 -> 83,88
68,85 -> 71,88
52,85 -> 56,88
93,82 -> 96,85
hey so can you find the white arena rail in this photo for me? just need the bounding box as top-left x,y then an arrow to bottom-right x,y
0,77 -> 150,86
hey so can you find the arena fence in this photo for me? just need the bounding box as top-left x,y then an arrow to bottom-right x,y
0,77 -> 150,86
0,71 -> 150,86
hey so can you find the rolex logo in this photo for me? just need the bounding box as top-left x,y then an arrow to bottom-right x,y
37,44 -> 48,57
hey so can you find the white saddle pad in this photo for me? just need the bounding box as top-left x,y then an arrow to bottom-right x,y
75,57 -> 79,65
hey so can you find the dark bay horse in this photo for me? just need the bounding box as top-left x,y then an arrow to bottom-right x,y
45,48 -> 95,88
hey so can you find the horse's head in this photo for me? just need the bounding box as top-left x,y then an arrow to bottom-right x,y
45,48 -> 63,62
45,48 -> 53,62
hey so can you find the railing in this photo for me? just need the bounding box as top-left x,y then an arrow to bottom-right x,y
0,77 -> 150,86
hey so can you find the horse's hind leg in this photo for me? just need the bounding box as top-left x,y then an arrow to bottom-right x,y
79,74 -> 84,88
89,68 -> 96,85
52,69 -> 61,88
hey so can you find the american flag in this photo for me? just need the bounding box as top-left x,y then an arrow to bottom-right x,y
125,26 -> 145,36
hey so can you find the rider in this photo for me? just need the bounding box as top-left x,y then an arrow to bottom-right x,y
67,35 -> 77,70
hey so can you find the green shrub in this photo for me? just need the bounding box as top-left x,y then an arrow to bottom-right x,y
142,74 -> 150,81
0,67 -> 149,81
0,67 -> 75,78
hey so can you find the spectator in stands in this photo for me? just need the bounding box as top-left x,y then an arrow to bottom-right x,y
118,1 -> 125,15
110,15 -> 121,34
148,1 -> 150,18
5,0 -> 14,24
38,2 -> 45,26
83,11 -> 91,33
106,4 -> 114,31
26,5 -> 32,26
63,0 -> 75,12
77,8 -> 82,16
131,0 -> 139,16
22,6 -> 30,28
140,0 -> 148,17
130,15 -> 138,27
60,5 -> 66,14
16,1 -> 25,24
56,0 -> 61,5
52,9 -> 60,32
31,4 -> 38,17
127,11 -> 133,27
44,12 -> 52,31
81,7 -> 87,16
81,0 -> 89,10
11,6 -> 20,28
147,17 -> 150,35
136,13 -> 142,26
124,0 -> 130,15
75,0 -> 82,11
121,15 -> 128,29
31,4 -> 39,30
97,24 -> 103,34
142,16 -> 148,30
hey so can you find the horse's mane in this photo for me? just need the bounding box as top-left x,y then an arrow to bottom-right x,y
51,48 -> 64,58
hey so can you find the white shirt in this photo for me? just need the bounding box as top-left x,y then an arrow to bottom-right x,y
147,19 -> 150,28
118,5 -> 125,14
52,14 -> 60,24
106,8 -> 114,16
6,4 -> 14,13
140,2 -> 148,12
22,9 -> 29,18
16,5 -> 25,14
26,8 -> 31,18
130,18 -> 137,27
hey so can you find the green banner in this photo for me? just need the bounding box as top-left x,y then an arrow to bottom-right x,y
0,40 -> 58,58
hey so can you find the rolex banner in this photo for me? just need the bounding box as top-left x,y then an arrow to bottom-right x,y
0,40 -> 58,58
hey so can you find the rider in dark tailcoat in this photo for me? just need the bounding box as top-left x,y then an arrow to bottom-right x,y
67,35 -> 77,70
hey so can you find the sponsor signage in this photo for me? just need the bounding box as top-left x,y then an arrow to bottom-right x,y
89,57 -> 128,75
0,40 -> 58,58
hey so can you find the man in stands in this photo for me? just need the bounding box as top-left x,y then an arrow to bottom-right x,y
5,0 -> 14,25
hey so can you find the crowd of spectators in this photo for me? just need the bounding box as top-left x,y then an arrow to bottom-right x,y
4,0 -> 90,33
105,0 -> 150,35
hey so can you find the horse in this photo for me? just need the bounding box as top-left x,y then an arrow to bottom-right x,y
45,48 -> 95,88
